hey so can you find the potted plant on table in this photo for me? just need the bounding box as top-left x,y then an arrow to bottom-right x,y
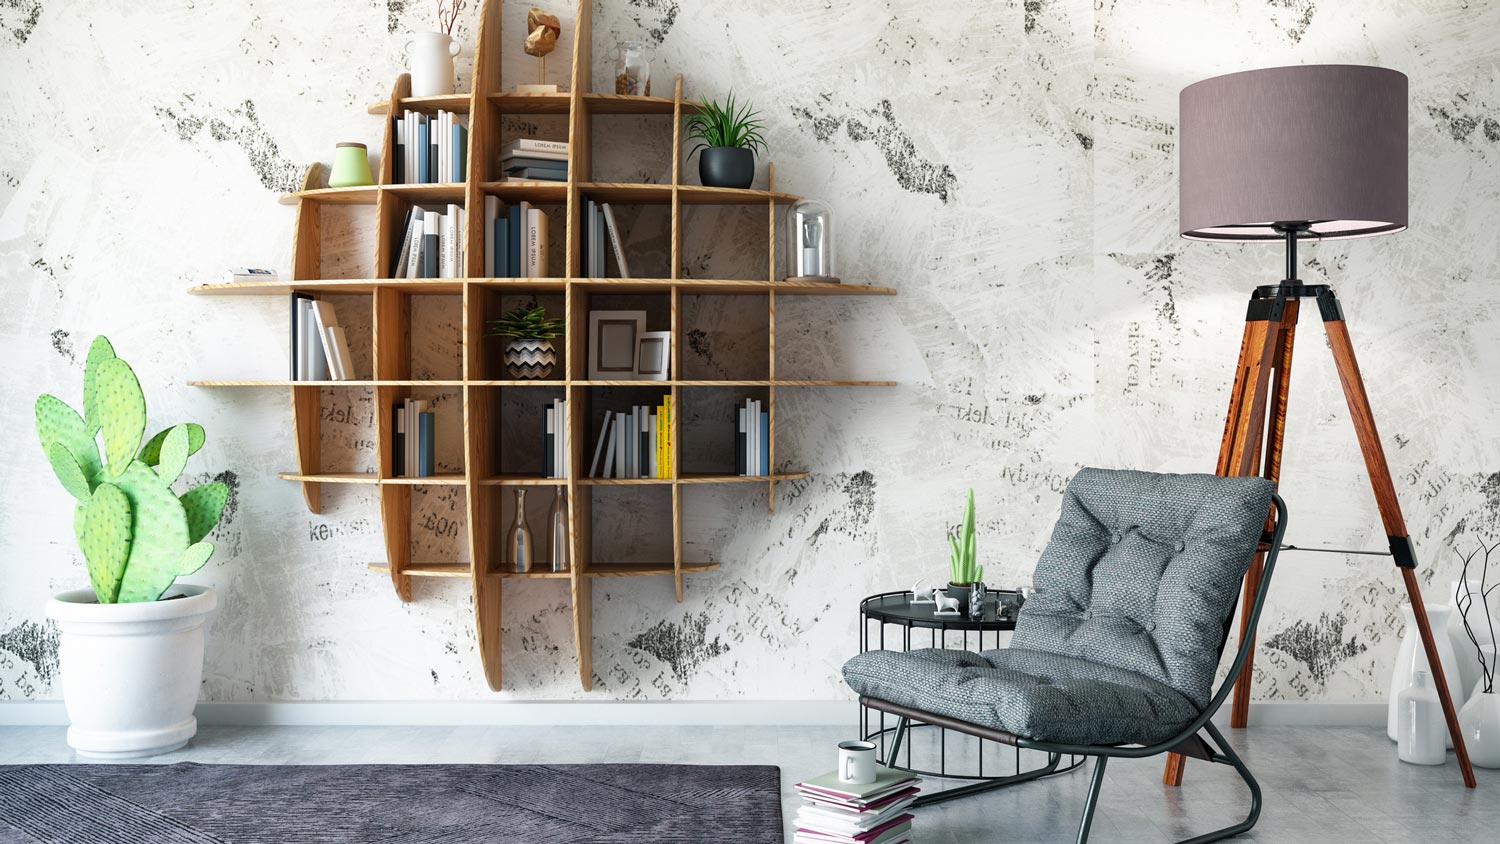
39,336 -> 230,758
685,92 -> 768,190
488,304 -> 565,379
946,489 -> 984,614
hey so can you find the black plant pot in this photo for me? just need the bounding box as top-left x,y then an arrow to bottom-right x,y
946,582 -> 976,615
699,147 -> 755,189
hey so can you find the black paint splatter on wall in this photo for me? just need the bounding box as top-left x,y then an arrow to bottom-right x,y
809,471 -> 877,545
387,0 -> 408,34
793,100 -> 958,203
628,612 -> 728,680
1,0 -> 42,46
1264,611 -> 1366,685
628,0 -> 679,45
0,620 -> 60,684
1266,0 -> 1317,44
1145,253 -> 1178,327
49,329 -> 75,363
154,98 -> 301,193
1428,100 -> 1500,145
1023,0 -> 1046,34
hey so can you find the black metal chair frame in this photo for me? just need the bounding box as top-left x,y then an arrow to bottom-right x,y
862,493 -> 1288,844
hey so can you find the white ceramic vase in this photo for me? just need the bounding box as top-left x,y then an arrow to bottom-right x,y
1387,603 -> 1463,745
1458,688 -> 1500,768
410,31 -> 461,97
1397,670 -> 1447,765
45,585 -> 216,758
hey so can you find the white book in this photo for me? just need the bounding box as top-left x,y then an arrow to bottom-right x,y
504,138 -> 569,155
601,414 -> 618,479
406,208 -> 425,279
601,203 -> 630,278
457,205 -> 467,276
585,199 -> 597,276
326,326 -> 354,381
440,203 -> 457,278
753,399 -> 763,476
560,398 -> 569,479
308,300 -> 341,380
225,267 -> 276,283
393,211 -> 414,279
588,412 -> 612,478
484,195 -> 499,277
614,412 -> 627,478
440,111 -> 450,182
516,201 -> 533,276
405,110 -> 415,184
301,299 -> 329,381
551,399 -> 563,479
528,207 -> 547,277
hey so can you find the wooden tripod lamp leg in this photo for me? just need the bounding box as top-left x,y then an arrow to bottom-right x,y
1323,312 -> 1477,788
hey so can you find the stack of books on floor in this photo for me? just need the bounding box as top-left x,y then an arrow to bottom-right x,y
391,205 -> 467,279
501,138 -> 567,182
289,294 -> 355,381
391,399 -> 435,478
542,398 -> 570,479
481,196 -> 549,277
580,196 -> 630,277
587,398 -> 673,479
736,398 -> 769,476
394,109 -> 467,184
793,768 -> 920,844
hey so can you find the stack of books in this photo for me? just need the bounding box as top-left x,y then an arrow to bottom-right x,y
736,398 -> 769,477
225,267 -> 276,284
289,294 -> 354,381
580,196 -> 630,277
391,205 -> 467,279
480,197 -> 549,277
395,109 -> 467,184
501,138 -> 567,182
792,768 -> 920,844
542,398 -> 570,479
392,399 -> 435,478
587,397 -> 672,479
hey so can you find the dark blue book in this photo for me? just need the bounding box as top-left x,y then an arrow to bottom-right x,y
393,405 -> 405,478
759,410 -> 769,476
544,407 -> 555,477
507,204 -> 522,277
417,411 -> 434,478
735,406 -> 746,476
502,156 -> 568,172
453,124 -> 467,182
394,120 -> 405,184
416,119 -> 430,185
492,216 -> 508,279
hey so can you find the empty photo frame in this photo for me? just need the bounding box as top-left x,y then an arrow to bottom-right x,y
588,310 -> 646,380
636,331 -> 670,380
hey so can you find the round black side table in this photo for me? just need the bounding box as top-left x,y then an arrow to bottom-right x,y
858,590 -> 1084,805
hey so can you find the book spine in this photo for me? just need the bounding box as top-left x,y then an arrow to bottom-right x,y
392,208 -> 413,278
327,326 -> 354,381
557,398 -> 568,479
405,208 -> 425,279
737,405 -> 747,476
534,208 -> 548,277
614,412 -> 627,478
484,195 -> 498,278
393,404 -> 405,478
589,411 -> 611,478
417,119 -> 430,185
394,118 -> 405,184
602,203 -> 630,278
639,408 -> 649,479
418,412 -> 434,478
442,203 -> 459,278
507,204 -> 522,277
544,407 -> 555,478
455,123 -> 467,182
760,410 -> 770,476
422,211 -> 440,279
289,293 -> 301,381
495,216 -> 508,279
508,138 -> 569,154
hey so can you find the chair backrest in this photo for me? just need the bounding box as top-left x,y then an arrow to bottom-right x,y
1011,468 -> 1275,708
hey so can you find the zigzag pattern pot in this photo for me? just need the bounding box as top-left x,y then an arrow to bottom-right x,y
505,339 -> 557,379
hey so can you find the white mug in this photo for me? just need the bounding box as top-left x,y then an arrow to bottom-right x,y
838,740 -> 877,785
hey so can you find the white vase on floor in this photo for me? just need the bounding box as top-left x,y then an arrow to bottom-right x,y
1387,603 -> 1463,746
1459,688 -> 1500,768
1397,670 -> 1447,765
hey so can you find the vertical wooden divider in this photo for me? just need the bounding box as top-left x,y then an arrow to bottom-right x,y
289,165 -> 324,515
766,163 -> 777,513
374,286 -> 412,602
566,0 -> 595,690
669,73 -> 685,601
466,0 -> 505,691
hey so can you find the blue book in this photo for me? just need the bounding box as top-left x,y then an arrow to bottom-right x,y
417,411 -> 434,478
493,216 -> 508,279
416,119 -> 430,185
759,411 -> 769,476
503,156 -> 568,172
452,124 -> 467,182
507,204 -> 522,277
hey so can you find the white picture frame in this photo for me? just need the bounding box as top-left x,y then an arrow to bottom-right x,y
587,310 -> 646,381
635,331 -> 670,380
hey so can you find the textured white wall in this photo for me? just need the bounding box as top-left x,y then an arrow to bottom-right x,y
2,0 -> 1499,704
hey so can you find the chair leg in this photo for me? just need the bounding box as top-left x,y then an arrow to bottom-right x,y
1076,756 -> 1108,844
1172,722 -> 1262,844
885,716 -> 909,768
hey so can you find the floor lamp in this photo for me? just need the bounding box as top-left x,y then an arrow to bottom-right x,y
1161,64 -> 1477,788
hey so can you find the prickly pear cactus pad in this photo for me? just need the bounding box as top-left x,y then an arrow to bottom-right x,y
112,460 -> 191,603
81,335 -> 115,435
93,357 -> 147,478
80,483 -> 132,604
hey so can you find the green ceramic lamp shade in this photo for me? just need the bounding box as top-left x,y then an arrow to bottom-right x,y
328,142 -> 374,188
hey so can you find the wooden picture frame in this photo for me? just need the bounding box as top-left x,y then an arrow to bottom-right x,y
636,331 -> 670,380
587,310 -> 646,380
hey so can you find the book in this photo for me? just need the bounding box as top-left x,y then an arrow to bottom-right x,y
554,398 -> 567,479
584,198 -> 597,276
417,119 -> 431,185
760,409 -> 770,475
544,406 -> 555,478
225,267 -> 276,284
736,405 -> 747,476
601,203 -> 630,278
602,414 -> 619,479
394,117 -> 405,183
309,300 -> 342,381
422,210 -> 440,278
505,168 -> 567,182
493,214 -> 509,279
405,207 -> 425,279
507,202 -> 523,277
326,326 -> 354,382
393,208 -> 415,277
501,155 -> 568,171
393,405 -> 405,477
300,298 -> 327,381
288,293 -> 302,380
613,411 -> 627,478
483,196 -> 499,277
593,201 -> 605,278
417,411 -> 434,477
588,411 -> 613,478
441,203 -> 460,278
453,121 -> 468,182
639,408 -> 650,478
792,815 -> 912,844
528,207 -> 548,276
794,768 -> 920,804
648,412 -> 657,479
503,138 -> 568,156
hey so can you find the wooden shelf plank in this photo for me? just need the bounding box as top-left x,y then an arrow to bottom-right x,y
479,475 -> 570,486
587,562 -> 720,578
277,472 -> 379,484
367,93 -> 473,115
188,279 -> 466,296
187,278 -> 893,296
578,477 -> 674,486
385,183 -> 468,202
575,183 -> 798,206
278,185 -> 380,206
368,562 -> 473,579
676,472 -> 809,484
381,473 -> 467,485
195,378 -> 890,387
487,91 -> 573,113
478,181 -> 570,201
583,92 -> 702,115
497,569 -> 573,579
189,380 -> 464,387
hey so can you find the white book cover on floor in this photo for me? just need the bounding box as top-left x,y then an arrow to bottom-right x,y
601,203 -> 631,278
589,411 -> 612,478
326,326 -> 354,382
613,412 -> 627,478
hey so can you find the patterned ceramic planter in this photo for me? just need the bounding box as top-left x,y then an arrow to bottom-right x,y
505,339 -> 557,379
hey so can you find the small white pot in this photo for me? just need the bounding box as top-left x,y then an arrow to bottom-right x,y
45,585 -> 216,759
1459,689 -> 1500,769
409,31 -> 461,97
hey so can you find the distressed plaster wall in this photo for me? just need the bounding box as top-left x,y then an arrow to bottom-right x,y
2,0 -> 1499,704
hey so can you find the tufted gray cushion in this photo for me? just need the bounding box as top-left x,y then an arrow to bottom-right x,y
843,467 -> 1274,746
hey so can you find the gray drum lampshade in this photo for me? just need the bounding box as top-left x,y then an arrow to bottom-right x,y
1179,64 -> 1408,242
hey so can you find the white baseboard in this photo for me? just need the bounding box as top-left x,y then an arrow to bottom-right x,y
0,700 -> 1385,728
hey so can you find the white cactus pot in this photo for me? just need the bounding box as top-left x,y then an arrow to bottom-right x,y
45,585 -> 216,758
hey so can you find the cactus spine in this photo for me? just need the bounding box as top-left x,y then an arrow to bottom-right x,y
38,336 -> 229,603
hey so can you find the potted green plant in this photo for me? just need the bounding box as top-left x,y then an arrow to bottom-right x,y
946,489 -> 984,614
488,304 -> 565,379
39,337 -> 230,758
685,92 -> 767,189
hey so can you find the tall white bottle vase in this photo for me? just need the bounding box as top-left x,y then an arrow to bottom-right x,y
1397,670 -> 1448,766
1448,579 -> 1492,702
1387,603 -> 1463,746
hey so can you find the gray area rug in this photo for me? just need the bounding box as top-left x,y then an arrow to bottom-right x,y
0,762 -> 783,843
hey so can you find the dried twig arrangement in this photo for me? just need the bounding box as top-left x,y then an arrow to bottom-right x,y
1456,540 -> 1499,694
436,0 -> 466,36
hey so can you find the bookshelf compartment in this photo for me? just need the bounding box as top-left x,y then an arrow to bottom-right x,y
575,199 -> 671,280
573,290 -> 672,382
677,385 -> 771,478
588,484 -> 674,566
377,385 -> 467,480
678,294 -> 770,382
472,285 -> 568,382
578,384 -> 675,481
678,205 -> 774,281
479,383 -> 571,480
410,485 -> 471,569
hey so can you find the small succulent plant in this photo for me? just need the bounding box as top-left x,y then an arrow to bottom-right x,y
948,489 -> 983,585
37,336 -> 229,603
685,92 -> 768,156
486,305 -> 565,340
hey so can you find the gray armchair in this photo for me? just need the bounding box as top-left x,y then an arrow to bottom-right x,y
843,468 -> 1286,843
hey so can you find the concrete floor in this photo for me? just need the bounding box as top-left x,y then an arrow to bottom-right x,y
0,724 -> 1494,842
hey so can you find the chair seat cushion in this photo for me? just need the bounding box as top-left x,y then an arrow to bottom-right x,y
842,646 -> 1201,746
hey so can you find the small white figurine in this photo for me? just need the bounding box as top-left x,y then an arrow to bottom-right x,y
911,578 -> 937,604
933,591 -> 962,615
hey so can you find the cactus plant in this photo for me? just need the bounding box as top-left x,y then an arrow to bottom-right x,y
948,488 -> 983,585
37,336 -> 229,603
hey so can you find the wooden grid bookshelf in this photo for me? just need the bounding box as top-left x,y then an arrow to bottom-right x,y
191,0 -> 895,690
